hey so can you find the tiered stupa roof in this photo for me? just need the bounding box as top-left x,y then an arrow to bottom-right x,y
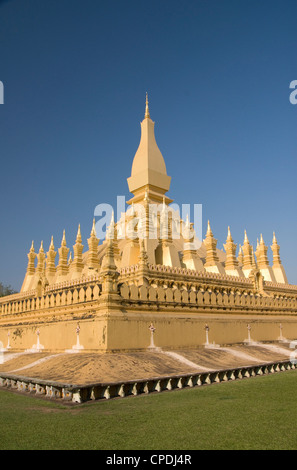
20,96 -> 288,292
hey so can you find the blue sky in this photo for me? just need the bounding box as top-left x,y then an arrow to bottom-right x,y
0,0 -> 296,289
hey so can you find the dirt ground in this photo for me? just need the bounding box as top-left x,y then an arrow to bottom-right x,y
0,342 -> 294,385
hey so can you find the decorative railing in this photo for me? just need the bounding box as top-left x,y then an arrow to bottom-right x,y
1,262 -> 297,319
1,280 -> 297,319
119,283 -> 297,311
264,281 -> 297,292
119,263 -> 254,285
44,274 -> 101,293
0,360 -> 294,403
0,282 -> 102,316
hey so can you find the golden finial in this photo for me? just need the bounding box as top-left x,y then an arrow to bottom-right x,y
206,220 -> 213,236
49,235 -> 54,250
145,92 -> 150,118
61,229 -> 67,246
251,246 -> 257,267
76,224 -> 82,243
91,218 -> 96,237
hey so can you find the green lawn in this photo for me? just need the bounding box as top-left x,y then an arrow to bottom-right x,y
0,371 -> 296,450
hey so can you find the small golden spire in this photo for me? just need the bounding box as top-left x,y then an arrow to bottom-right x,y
61,230 -> 66,246
257,234 -> 270,268
106,211 -> 116,240
71,224 -> 84,274
271,232 -> 282,268
57,230 -> 69,276
46,236 -> 57,276
251,246 -> 257,269
206,220 -> 213,236
145,92 -> 150,118
242,230 -> 253,270
49,236 -> 54,250
36,241 -> 46,274
237,244 -> 243,265
204,220 -> 219,267
76,224 -> 82,243
224,226 -> 238,270
26,241 -> 36,275
91,218 -> 96,237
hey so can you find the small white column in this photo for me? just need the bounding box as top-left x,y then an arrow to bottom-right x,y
244,324 -> 257,345
66,323 -> 84,353
148,323 -> 156,349
204,324 -> 210,346
6,331 -> 11,350
147,323 -> 161,352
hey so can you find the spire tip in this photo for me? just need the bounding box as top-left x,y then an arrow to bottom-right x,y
145,92 -> 150,118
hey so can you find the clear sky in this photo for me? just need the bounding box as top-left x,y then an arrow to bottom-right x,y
0,0 -> 296,290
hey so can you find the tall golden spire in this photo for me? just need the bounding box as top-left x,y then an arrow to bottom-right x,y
106,211 -> 120,263
237,244 -> 243,265
270,232 -> 288,283
145,92 -> 150,119
87,219 -> 100,270
127,94 -> 171,205
257,234 -> 270,269
206,220 -> 213,237
181,216 -> 203,271
242,230 -> 253,271
36,241 -> 46,275
90,218 -> 96,237
71,224 -> 84,274
26,240 -> 36,275
203,221 -> 225,274
100,235 -> 120,298
271,232 -> 282,267
101,236 -> 116,273
251,246 -> 257,269
138,237 -> 149,266
223,226 -> 239,270
76,224 -> 82,243
57,230 -> 69,276
204,221 -> 219,266
46,236 -> 57,276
